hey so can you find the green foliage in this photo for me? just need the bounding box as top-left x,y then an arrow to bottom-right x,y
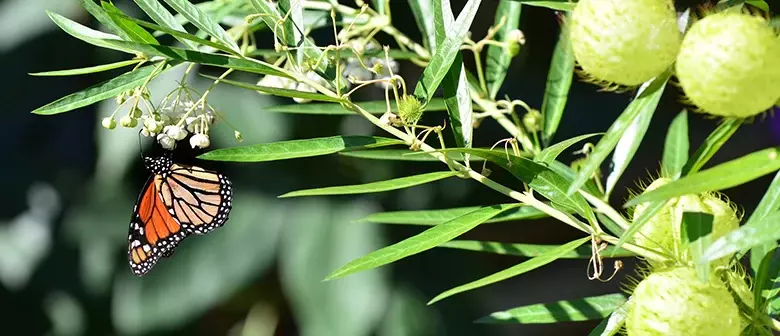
30,0 -> 780,333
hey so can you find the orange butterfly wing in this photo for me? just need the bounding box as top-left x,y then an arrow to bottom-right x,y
127,158 -> 233,276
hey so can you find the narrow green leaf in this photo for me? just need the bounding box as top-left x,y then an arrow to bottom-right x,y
681,212 -> 714,281
535,133 -> 601,165
277,0 -> 303,64
114,13 -> 240,55
326,204 -> 522,280
29,59 -> 141,76
439,240 -> 634,258
340,149 -> 485,162
161,0 -> 241,53
661,110 -> 689,179
133,0 -> 199,49
361,205 -> 547,225
429,237 -> 590,304
587,297 -> 632,336
626,147 -> 780,207
249,48 -> 421,60
485,1 -> 522,99
568,72 -> 671,195
198,135 -> 403,162
443,55 -> 473,149
32,64 -> 168,115
279,171 -> 459,198
541,16 -> 575,144
409,0 -> 437,51
701,210 -> 780,262
547,160 -> 603,197
250,0 -> 340,88
95,40 -> 288,77
749,171 -> 780,272
507,1 -> 576,11
604,91 -> 657,197
47,11 -> 139,54
597,213 -> 625,238
753,248 -> 779,310
439,148 -> 597,225
413,0 -> 482,105
265,98 -> 453,115
200,75 -> 341,103
681,118 -> 742,176
102,1 -> 160,45
477,293 -> 626,324
80,0 -> 133,40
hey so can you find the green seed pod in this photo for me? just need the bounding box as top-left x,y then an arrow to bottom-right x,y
632,178 -> 739,266
569,0 -> 681,86
627,267 -> 741,336
676,12 -> 780,118
397,95 -> 423,125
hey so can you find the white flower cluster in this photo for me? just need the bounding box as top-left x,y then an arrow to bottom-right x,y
102,87 -> 216,151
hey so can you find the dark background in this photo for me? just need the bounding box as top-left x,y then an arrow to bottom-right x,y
1,0 -> 776,335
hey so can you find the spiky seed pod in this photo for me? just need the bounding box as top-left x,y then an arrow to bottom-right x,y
569,0 -> 682,86
627,267 -> 741,336
397,95 -> 423,125
676,12 -> 780,118
632,178 -> 739,267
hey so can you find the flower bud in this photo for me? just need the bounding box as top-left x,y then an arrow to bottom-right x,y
522,109 -> 542,133
234,130 -> 243,142
129,107 -> 143,118
120,115 -> 138,128
164,125 -> 187,141
101,117 -> 117,130
156,133 -> 176,150
627,267 -> 740,336
190,134 -> 210,149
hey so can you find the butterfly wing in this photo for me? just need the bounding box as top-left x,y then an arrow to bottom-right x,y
127,175 -> 189,276
161,163 -> 232,235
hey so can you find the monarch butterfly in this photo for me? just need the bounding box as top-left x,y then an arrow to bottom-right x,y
127,153 -> 232,276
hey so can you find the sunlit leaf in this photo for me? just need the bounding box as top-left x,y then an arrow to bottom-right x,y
438,0 -> 473,154
681,118 -> 742,176
161,0 -> 241,53
279,171 -> 459,198
95,40 -> 288,77
326,204 -> 521,280
568,71 -> 670,195
661,110 -> 689,179
413,0 -> 482,105
535,133 -> 601,165
265,98 -> 453,115
587,297 -> 632,336
701,210 -> 780,263
47,11 -> 139,54
409,0 -> 437,51
541,13 -> 574,144
476,293 -> 626,324
340,149 -> 484,162
485,1 -> 522,98
33,64 -> 171,115
428,237 -> 590,304
604,90 -> 656,197
748,171 -> 780,272
29,60 -> 142,76
626,147 -> 780,207
439,240 -> 634,258
112,13 -> 239,55
201,75 -> 342,102
133,0 -> 199,49
507,0 -> 576,11
198,136 -> 403,162
360,205 -> 547,225
102,2 -> 160,45
439,148 -> 596,225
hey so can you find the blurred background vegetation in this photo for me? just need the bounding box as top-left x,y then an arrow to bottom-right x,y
2,0 -> 777,335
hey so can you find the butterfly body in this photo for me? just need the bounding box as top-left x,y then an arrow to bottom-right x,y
128,155 -> 232,276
